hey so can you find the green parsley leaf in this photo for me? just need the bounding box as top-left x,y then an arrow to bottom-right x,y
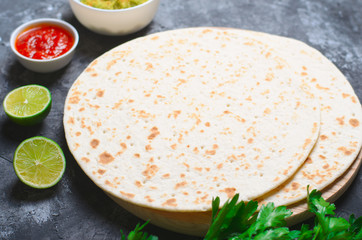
253,227 -> 295,240
120,221 -> 158,240
349,214 -> 362,237
204,194 -> 258,240
297,224 -> 314,240
236,203 -> 292,239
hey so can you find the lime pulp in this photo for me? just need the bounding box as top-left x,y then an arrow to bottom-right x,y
13,136 -> 66,189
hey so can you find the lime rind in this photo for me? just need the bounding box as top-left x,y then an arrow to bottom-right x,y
13,136 -> 66,189
3,84 -> 52,126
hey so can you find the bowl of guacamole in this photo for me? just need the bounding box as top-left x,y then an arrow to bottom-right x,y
80,0 -> 149,10
68,0 -> 159,35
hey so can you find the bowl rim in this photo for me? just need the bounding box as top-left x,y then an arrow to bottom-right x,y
69,0 -> 156,13
10,18 -> 79,63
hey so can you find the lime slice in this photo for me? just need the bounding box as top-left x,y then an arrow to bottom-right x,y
3,84 -> 52,126
13,136 -> 66,189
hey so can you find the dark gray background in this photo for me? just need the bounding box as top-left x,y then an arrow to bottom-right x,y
0,0 -> 361,239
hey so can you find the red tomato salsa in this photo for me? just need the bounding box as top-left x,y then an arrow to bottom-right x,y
15,24 -> 74,60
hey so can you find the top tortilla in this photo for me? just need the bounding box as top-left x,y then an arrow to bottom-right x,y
255,33 -> 362,207
63,28 -> 320,211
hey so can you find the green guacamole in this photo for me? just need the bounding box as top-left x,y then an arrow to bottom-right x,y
81,0 -> 148,10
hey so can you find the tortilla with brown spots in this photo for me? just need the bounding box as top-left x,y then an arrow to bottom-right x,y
254,33 -> 362,206
63,28 -> 320,211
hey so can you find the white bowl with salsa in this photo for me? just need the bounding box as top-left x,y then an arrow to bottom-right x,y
68,0 -> 160,36
10,18 -> 79,73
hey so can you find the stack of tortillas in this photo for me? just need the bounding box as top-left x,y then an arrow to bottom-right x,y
64,28 -> 362,236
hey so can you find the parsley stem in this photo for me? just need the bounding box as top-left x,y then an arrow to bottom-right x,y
312,225 -> 321,240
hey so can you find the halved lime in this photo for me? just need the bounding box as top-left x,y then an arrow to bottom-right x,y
13,136 -> 66,189
3,84 -> 52,126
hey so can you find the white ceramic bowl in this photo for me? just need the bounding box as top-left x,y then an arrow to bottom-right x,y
10,18 -> 79,73
68,0 -> 160,36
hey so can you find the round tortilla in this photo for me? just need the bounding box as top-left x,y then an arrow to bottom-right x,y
254,34 -> 362,206
63,28 -> 320,211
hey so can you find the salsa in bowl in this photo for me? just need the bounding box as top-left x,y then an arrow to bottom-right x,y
10,18 -> 79,73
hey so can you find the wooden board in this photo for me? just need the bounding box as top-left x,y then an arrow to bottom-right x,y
107,148 -> 362,237
287,147 -> 362,225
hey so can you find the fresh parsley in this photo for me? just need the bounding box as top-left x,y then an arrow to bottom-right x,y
121,187 -> 362,240
121,221 -> 158,240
